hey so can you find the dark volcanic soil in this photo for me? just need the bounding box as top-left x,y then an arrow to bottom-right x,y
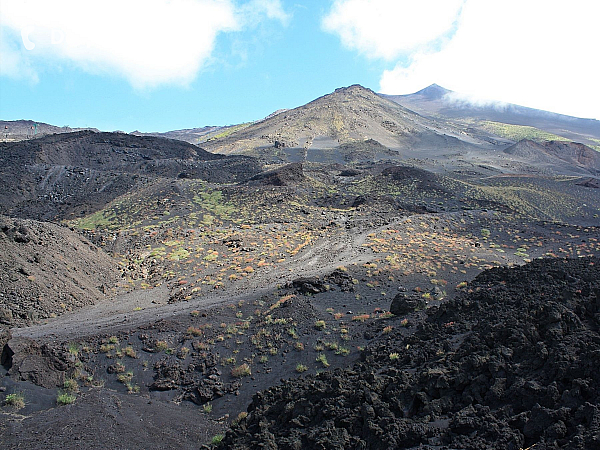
0,215 -> 120,327
0,131 -> 262,221
220,257 -> 600,449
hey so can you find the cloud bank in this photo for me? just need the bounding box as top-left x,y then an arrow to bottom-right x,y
324,0 -> 600,119
0,0 -> 288,89
322,0 -> 464,60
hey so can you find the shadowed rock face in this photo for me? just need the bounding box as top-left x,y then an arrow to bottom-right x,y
220,257 -> 600,450
246,162 -> 306,186
389,293 -> 426,316
504,139 -> 600,173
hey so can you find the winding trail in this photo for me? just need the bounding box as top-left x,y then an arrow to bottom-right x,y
12,212 -> 471,342
12,217 -> 399,341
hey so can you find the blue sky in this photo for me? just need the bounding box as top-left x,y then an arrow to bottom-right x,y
1,1 -> 598,132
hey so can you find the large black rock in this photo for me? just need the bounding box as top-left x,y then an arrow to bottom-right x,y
389,292 -> 426,316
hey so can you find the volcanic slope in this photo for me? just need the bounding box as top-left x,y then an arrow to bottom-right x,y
503,139 -> 600,176
0,131 -> 262,221
201,84 -> 496,162
220,257 -> 600,450
383,84 -> 600,148
0,215 -> 120,327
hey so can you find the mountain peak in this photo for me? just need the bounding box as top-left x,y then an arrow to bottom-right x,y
414,83 -> 452,99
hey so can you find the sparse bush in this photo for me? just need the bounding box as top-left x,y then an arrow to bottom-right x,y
68,343 -> 79,356
100,344 -> 115,353
4,393 -> 25,409
211,434 -> 224,445
324,341 -> 338,351
117,371 -> 134,384
389,352 -> 400,361
63,378 -> 79,393
126,382 -> 140,393
316,353 -> 329,367
155,340 -> 168,352
57,392 -> 76,406
352,314 -> 369,322
296,364 -> 308,373
314,320 -> 326,330
232,411 -> 248,426
231,363 -> 251,378
335,346 -> 350,356
123,346 -> 137,358
108,336 -> 119,345
187,326 -> 203,337
203,403 -> 213,413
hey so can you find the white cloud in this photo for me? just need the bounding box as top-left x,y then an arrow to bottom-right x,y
322,0 -> 464,60
0,0 -> 289,89
325,0 -> 600,119
384,1 -> 600,119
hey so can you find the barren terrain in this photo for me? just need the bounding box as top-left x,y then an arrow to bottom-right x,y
1,84 -> 600,449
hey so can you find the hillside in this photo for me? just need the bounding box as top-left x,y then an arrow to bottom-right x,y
201,84 -> 494,161
0,215 -> 120,326
131,125 -> 228,145
0,120 -> 99,142
0,131 -> 262,221
503,139 -> 600,175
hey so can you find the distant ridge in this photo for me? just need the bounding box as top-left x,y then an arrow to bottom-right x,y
1,120 -> 98,141
382,84 -> 600,146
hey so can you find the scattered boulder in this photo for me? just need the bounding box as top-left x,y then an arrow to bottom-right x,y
5,337 -> 72,388
338,169 -> 361,177
246,162 -> 305,187
292,277 -> 326,295
576,177 -> 599,188
389,292 -> 426,316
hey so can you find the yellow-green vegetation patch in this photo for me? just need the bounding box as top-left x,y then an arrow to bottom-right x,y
168,248 -> 190,261
71,209 -> 118,231
479,121 -> 570,142
206,123 -> 251,141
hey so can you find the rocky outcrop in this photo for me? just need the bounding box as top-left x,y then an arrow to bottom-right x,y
220,257 -> 600,449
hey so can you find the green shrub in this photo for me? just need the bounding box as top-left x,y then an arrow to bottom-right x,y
63,378 -> 79,393
57,392 -> 76,406
314,320 -> 326,330
211,434 -> 224,444
316,353 -> 329,367
296,364 -> 308,373
4,393 -> 25,409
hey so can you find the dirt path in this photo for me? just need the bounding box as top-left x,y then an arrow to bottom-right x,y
11,212 -> 475,342
11,217 -> 391,341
